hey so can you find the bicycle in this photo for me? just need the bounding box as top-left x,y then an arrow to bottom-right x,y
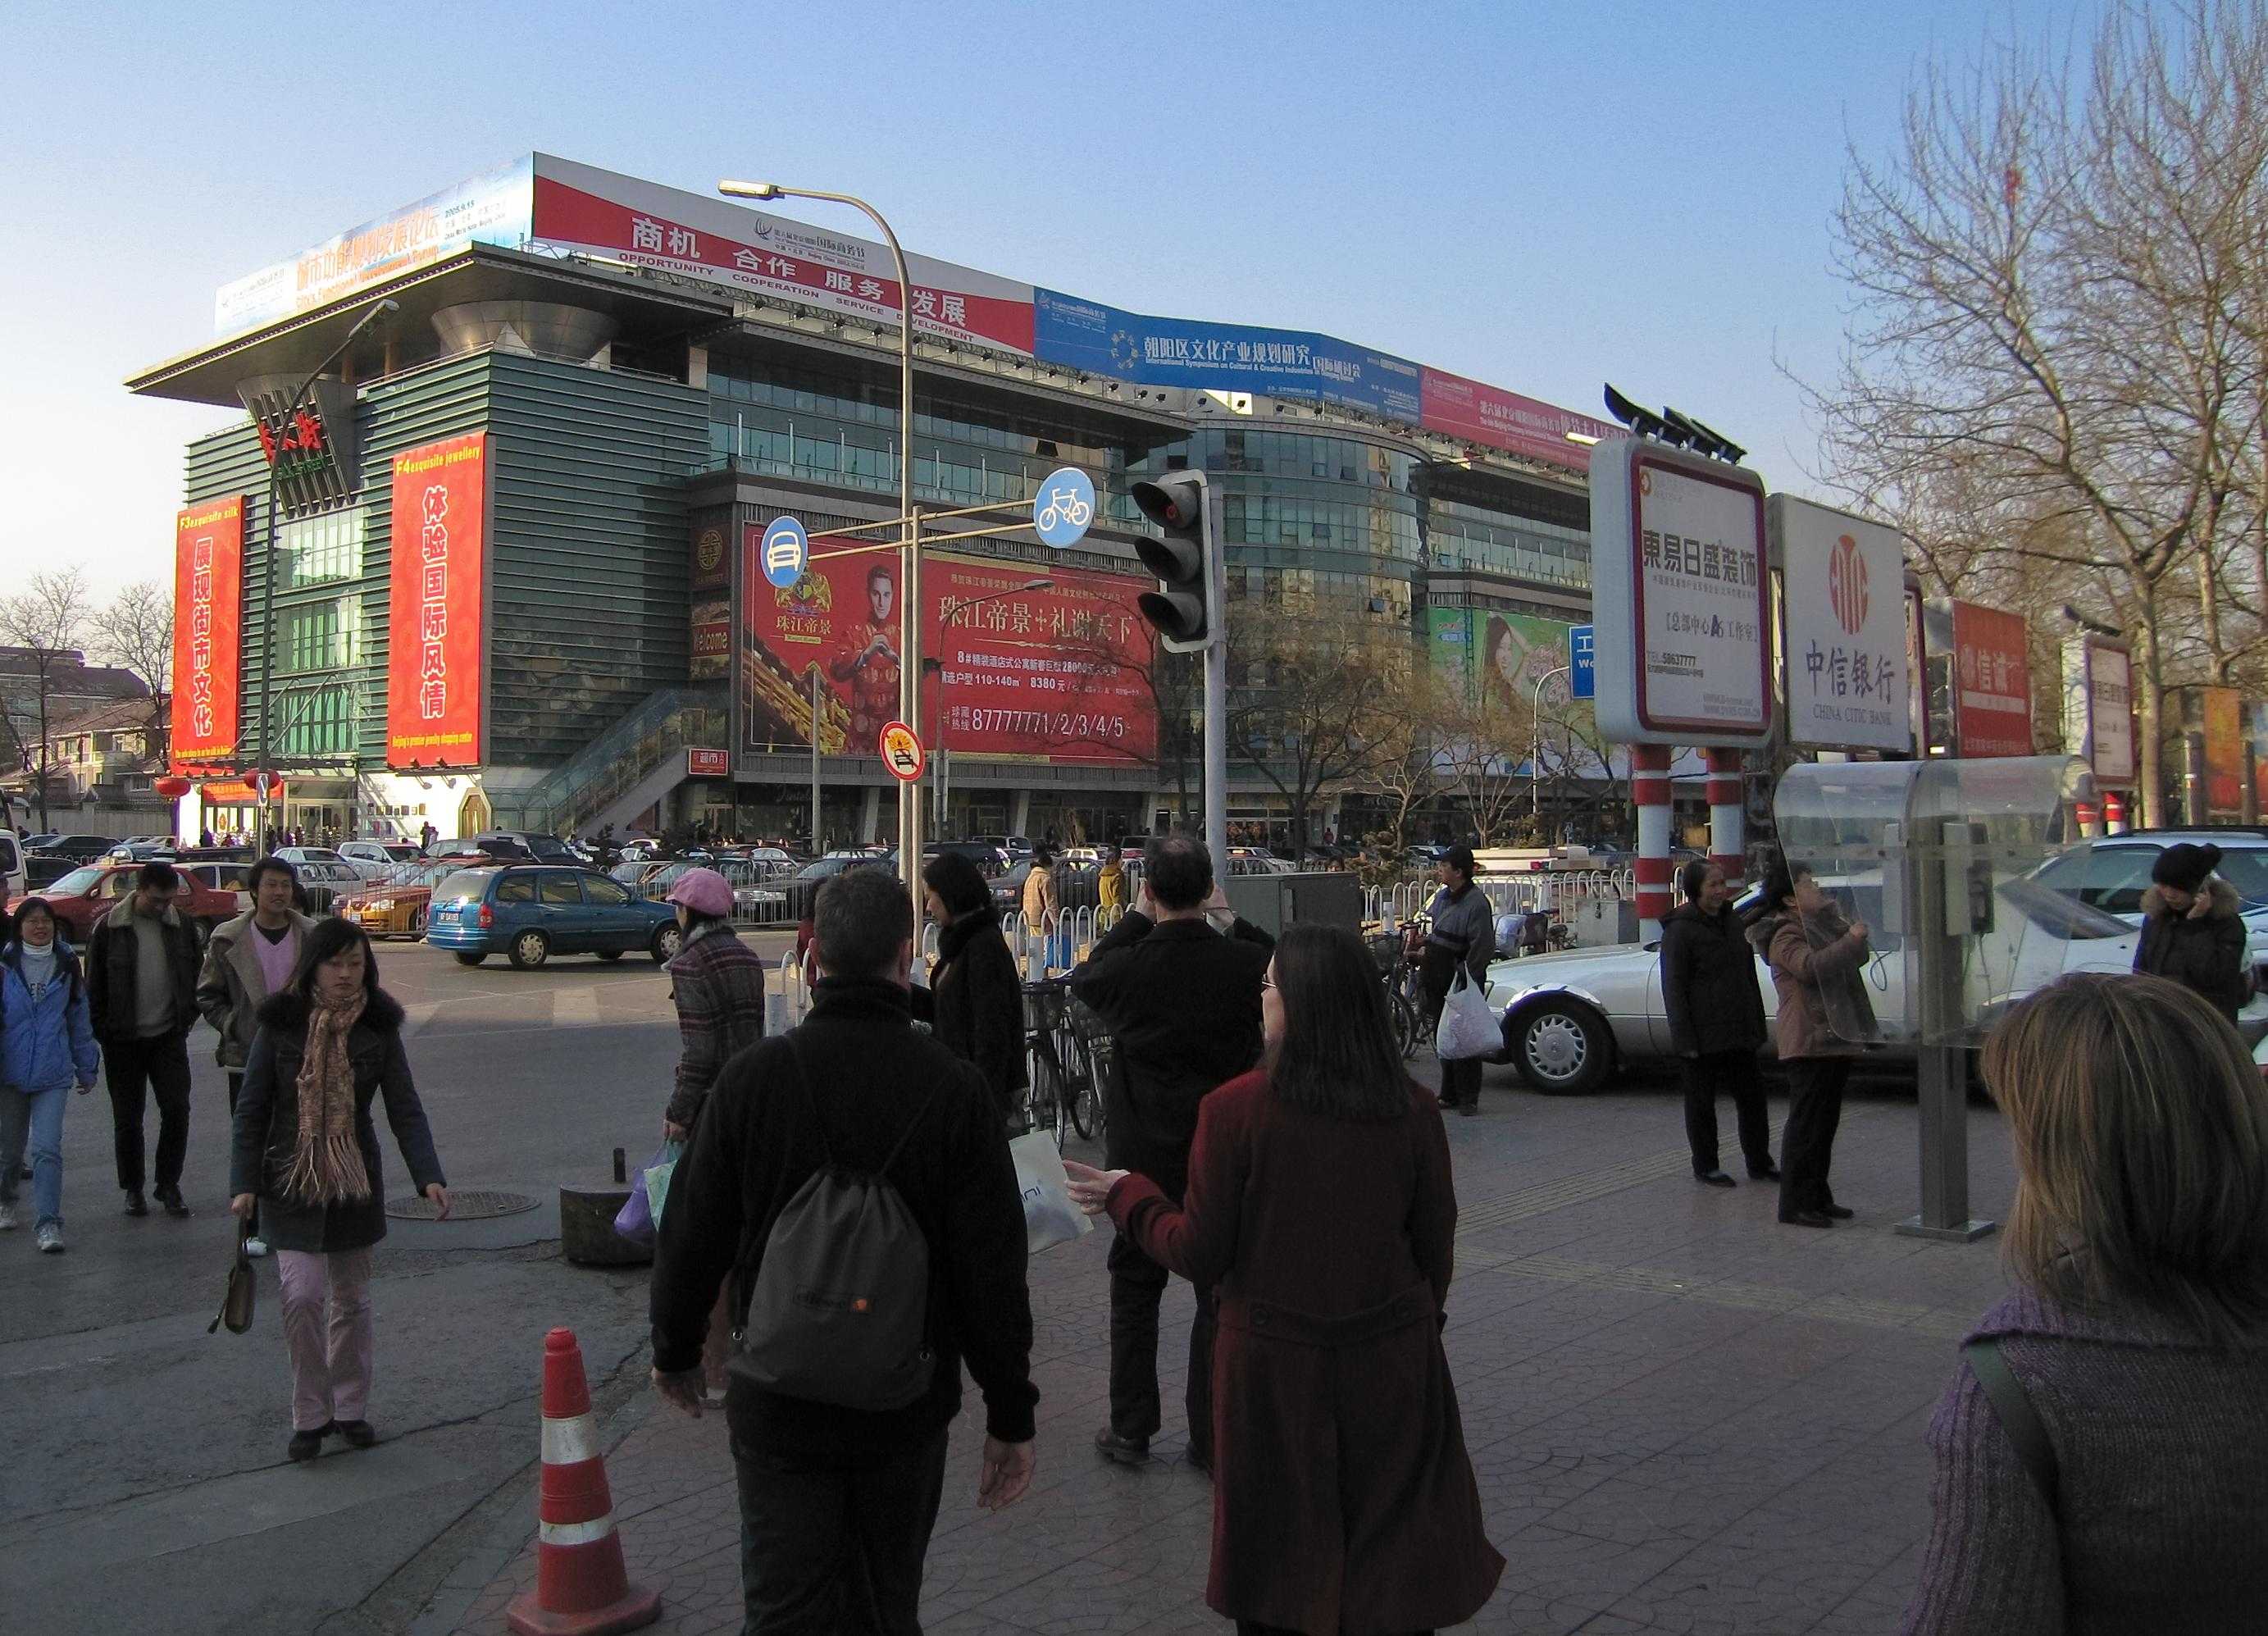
1036,487 -> 1093,533
1022,977 -> 1095,1149
1062,991 -> 1115,1143
1368,927 -> 1427,1061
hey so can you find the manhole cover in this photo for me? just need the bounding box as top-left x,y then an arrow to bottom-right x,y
385,1189 -> 540,1222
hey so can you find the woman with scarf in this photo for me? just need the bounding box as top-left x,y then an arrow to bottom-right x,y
229,918 -> 449,1461
924,850 -> 1028,1123
0,898 -> 101,1253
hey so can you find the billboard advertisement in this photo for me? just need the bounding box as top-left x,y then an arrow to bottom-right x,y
688,517 -> 731,682
1418,368 -> 1616,473
531,156 -> 1037,356
1949,600 -> 2033,758
215,157 -> 535,335
740,546 -> 1155,765
2061,637 -> 2134,784
170,497 -> 244,767
1032,290 -> 1422,422
2202,685 -> 2245,815
1428,608 -> 1574,712
1770,496 -> 1912,752
385,434 -> 488,769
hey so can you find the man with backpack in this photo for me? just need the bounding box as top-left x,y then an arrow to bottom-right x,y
650,867 -> 1038,1631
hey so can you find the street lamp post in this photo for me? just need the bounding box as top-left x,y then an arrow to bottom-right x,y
928,579 -> 1052,841
1529,665 -> 1569,845
253,295 -> 397,853
719,180 -> 921,894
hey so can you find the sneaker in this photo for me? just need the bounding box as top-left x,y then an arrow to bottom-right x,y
0,1204 -> 16,1231
34,1223 -> 62,1254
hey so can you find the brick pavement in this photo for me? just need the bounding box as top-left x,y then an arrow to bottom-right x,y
424,1068 -> 2014,1635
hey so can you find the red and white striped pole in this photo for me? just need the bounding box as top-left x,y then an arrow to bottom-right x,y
1633,743 -> 1674,941
2103,791 -> 2128,835
1705,748 -> 1745,886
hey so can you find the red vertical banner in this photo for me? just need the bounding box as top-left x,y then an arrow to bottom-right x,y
170,496 -> 244,767
385,433 -> 487,768
1950,599 -> 2033,758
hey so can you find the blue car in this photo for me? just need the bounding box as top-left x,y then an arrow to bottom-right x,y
424,864 -> 683,970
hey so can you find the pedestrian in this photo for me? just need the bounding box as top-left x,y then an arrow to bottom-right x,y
0,899 -> 101,1253
1065,924 -> 1504,1634
1096,843 -> 1127,926
227,918 -> 449,1461
87,859 -> 202,1219
197,855 -> 317,1258
2132,842 -> 2250,1026
419,820 -> 436,853
1748,859 -> 1873,1229
659,868 -> 768,1142
198,827 -> 216,849
1661,859 -> 1775,1188
1418,845 -> 1497,1116
1902,973 -> 2268,1632
922,850 -> 1027,1123
1069,833 -> 1273,1472
1023,844 -> 1063,968
649,868 -> 1037,1630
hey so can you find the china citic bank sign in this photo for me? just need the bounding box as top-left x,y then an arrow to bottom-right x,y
385,434 -> 487,768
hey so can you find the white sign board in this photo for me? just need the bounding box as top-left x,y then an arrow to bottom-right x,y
1589,436 -> 1772,745
2061,636 -> 2134,784
1769,495 -> 1913,752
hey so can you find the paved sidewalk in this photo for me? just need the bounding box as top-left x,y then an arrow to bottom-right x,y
426,1069 -> 2013,1635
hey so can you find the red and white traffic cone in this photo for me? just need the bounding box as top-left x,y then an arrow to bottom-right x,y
506,1328 -> 663,1636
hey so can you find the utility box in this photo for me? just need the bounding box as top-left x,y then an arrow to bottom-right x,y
1223,871 -> 1364,940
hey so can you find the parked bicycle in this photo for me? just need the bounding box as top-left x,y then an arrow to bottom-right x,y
1022,977 -> 1110,1147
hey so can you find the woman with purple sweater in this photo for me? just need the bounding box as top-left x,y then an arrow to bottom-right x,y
1903,973 -> 2268,1633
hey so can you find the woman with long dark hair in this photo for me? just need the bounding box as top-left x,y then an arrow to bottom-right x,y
923,850 -> 1027,1121
229,918 -> 449,1461
1067,924 -> 1501,1636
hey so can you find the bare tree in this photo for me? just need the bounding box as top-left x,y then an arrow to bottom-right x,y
1436,688 -> 1537,846
1226,608 -> 1402,862
0,568 -> 93,830
93,580 -> 175,764
1356,666 -> 1455,859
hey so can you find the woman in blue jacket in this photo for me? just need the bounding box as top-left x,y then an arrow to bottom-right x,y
1,897 -> 102,1253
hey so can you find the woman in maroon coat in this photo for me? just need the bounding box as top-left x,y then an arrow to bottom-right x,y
1068,923 -> 1502,1636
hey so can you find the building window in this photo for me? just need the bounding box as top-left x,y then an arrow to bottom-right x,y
274,681 -> 357,760
279,595 -> 362,677
280,508 -> 365,587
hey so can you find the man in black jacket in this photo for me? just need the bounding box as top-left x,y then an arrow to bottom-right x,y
87,861 -> 203,1219
1068,833 -> 1273,1472
650,868 -> 1037,1632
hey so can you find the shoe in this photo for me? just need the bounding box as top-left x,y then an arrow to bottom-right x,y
1749,1165 -> 1783,1182
35,1223 -> 63,1254
1458,1099 -> 1478,1118
154,1185 -> 189,1219
287,1424 -> 331,1461
1779,1210 -> 1834,1228
1695,1172 -> 1736,1189
335,1420 -> 377,1449
124,1191 -> 148,1218
1819,1204 -> 1856,1220
1093,1428 -> 1150,1466
0,1204 -> 16,1231
244,1237 -> 271,1258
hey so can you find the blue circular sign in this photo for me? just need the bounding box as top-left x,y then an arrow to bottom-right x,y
760,516 -> 808,588
1032,467 -> 1096,549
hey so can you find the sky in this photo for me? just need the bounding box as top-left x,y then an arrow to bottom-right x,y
0,0 -> 2116,604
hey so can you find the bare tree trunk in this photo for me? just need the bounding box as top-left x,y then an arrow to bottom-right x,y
2134,585 -> 2167,827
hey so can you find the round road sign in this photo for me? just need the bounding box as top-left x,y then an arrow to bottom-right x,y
1032,467 -> 1096,549
878,720 -> 926,782
760,516 -> 810,588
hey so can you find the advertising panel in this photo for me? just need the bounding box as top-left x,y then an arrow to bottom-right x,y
1588,437 -> 1772,745
531,156 -> 1036,355
1032,290 -> 1421,422
740,545 -> 1155,766
686,748 -> 731,777
215,157 -> 535,335
2061,637 -> 2134,784
2202,685 -> 2245,815
385,434 -> 487,768
1770,496 -> 1911,751
1949,600 -> 2033,758
170,497 -> 244,766
688,518 -> 731,682
1428,608 -> 1574,710
1418,368 -> 1617,473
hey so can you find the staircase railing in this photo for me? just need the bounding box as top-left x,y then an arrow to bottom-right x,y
498,688 -> 727,836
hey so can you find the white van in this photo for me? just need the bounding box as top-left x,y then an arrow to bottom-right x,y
0,831 -> 21,901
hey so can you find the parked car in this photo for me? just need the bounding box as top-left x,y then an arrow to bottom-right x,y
105,836 -> 181,863
991,858 -> 1102,914
20,862 -> 240,946
22,852 -> 76,891
33,834 -> 121,864
422,864 -> 682,970
337,839 -> 427,879
340,858 -> 462,940
2027,828 -> 2268,990
286,859 -> 363,915
176,859 -> 255,915
617,836 -> 665,861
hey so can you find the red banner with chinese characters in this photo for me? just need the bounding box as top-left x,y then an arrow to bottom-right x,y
170,497 -> 244,766
1419,367 -> 1618,472
1951,600 -> 2033,758
740,546 -> 1155,764
385,434 -> 487,768
2202,686 -> 2245,815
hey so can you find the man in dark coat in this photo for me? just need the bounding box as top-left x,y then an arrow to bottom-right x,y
2134,843 -> 2251,1026
1068,833 -> 1273,1471
86,861 -> 203,1219
1660,859 -> 1774,1187
649,868 -> 1037,1632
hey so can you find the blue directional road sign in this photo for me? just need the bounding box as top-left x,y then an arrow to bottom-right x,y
760,516 -> 809,588
1032,467 -> 1096,549
1569,624 -> 1596,700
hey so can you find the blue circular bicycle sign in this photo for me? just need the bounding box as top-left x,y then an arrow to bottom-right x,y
1032,467 -> 1096,549
760,516 -> 809,588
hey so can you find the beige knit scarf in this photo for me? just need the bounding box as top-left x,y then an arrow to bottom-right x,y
284,991 -> 371,1205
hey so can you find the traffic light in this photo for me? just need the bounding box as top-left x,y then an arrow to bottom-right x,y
1129,470 -> 1221,653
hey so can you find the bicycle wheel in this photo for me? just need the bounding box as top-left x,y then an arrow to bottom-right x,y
1064,1031 -> 1101,1142
1390,986 -> 1423,1061
1026,1039 -> 1067,1147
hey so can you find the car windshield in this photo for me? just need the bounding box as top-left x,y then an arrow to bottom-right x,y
433,870 -> 494,905
48,867 -> 106,895
383,845 -> 421,861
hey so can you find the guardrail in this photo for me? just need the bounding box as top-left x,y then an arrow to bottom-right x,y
1364,868 -> 1633,928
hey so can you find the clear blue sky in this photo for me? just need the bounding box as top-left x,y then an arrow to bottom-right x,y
1,0 -> 2110,600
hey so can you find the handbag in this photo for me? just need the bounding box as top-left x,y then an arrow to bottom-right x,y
207,1218 -> 256,1335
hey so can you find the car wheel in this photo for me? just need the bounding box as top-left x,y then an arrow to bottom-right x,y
595,949 -> 625,962
1507,999 -> 1612,1095
453,951 -> 486,967
508,930 -> 550,971
650,924 -> 684,964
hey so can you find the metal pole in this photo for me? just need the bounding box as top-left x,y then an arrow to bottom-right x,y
903,505 -> 922,884
1530,665 -> 1568,848
1203,639 -> 1227,870
809,666 -> 822,854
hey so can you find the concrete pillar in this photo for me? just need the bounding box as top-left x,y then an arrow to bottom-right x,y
1010,789 -> 1032,840
1633,744 -> 1674,942
860,784 -> 881,845
1705,748 -> 1744,886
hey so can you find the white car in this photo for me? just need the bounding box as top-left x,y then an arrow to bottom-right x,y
1485,877 -> 2267,1095
336,839 -> 426,880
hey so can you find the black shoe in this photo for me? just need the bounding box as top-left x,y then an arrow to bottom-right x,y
153,1185 -> 189,1219
1695,1171 -> 1737,1189
287,1424 -> 330,1461
1819,1203 -> 1856,1220
335,1420 -> 377,1449
1094,1428 -> 1150,1466
1778,1210 -> 1834,1228
1749,1165 -> 1783,1182
123,1190 -> 148,1218
1458,1099 -> 1478,1118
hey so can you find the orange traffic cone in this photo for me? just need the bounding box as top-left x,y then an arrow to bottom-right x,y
506,1328 -> 663,1636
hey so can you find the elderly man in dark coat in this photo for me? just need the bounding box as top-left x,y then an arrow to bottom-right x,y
2133,842 -> 2251,1026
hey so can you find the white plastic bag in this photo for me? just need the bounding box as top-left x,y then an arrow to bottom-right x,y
1434,968 -> 1498,1060
1009,1132 -> 1094,1255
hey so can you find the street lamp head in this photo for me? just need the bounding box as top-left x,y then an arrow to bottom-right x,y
1022,578 -> 1054,591
719,180 -> 782,201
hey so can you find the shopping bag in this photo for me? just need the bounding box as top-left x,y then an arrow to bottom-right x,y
613,1140 -> 681,1247
1434,968 -> 1498,1060
644,1141 -> 683,1228
1009,1131 -> 1094,1255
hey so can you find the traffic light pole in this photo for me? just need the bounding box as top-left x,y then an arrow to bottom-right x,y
1203,635 -> 1227,868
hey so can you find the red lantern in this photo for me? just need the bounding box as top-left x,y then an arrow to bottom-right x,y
153,775 -> 193,799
